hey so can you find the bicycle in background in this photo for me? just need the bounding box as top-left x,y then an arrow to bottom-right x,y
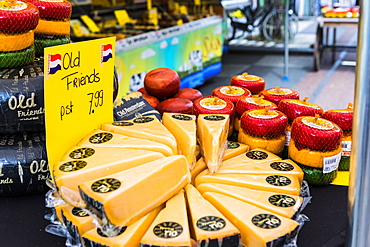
226,0 -> 299,43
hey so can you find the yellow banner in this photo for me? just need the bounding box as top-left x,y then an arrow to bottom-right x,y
44,37 -> 115,172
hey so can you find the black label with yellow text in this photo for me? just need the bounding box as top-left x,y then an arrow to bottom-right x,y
153,222 -> 183,239
112,121 -> 134,126
97,226 -> 127,237
270,162 -> 294,171
251,214 -> 281,229
246,150 -> 268,160
59,160 -> 87,172
172,114 -> 193,121
69,147 -> 95,159
268,195 -> 296,208
133,116 -> 154,124
91,178 -> 121,193
196,216 -> 226,231
266,175 -> 292,186
204,115 -> 226,121
89,132 -> 113,144
72,207 -> 89,217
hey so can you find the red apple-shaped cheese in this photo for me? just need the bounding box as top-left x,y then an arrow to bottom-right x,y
212,85 -> 251,105
235,96 -> 277,116
240,108 -> 288,136
157,98 -> 193,115
137,87 -> 149,95
278,97 -> 324,122
230,73 -> 265,94
192,96 -> 235,118
141,93 -> 160,109
173,88 -> 203,102
322,103 -> 353,130
259,87 -> 300,105
144,68 -> 180,99
291,115 -> 343,151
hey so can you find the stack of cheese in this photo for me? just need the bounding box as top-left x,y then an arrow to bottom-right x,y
47,112 -> 307,247
0,0 -> 39,68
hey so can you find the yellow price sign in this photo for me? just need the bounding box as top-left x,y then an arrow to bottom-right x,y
44,37 -> 115,172
81,15 -> 100,33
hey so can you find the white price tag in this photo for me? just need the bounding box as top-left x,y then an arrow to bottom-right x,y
342,141 -> 352,152
323,152 -> 341,174
285,131 -> 291,146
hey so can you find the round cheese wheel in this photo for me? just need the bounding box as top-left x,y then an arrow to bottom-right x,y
192,96 -> 235,118
0,1 -> 39,33
0,58 -> 45,133
238,130 -> 285,155
0,45 -> 35,68
212,85 -> 251,105
0,30 -> 34,52
322,105 -> 353,131
34,34 -> 70,55
259,87 -> 300,105
34,18 -> 70,36
28,0 -> 72,20
230,73 -> 265,94
278,98 -> 324,122
291,116 -> 343,151
0,131 -> 50,196
235,96 -> 277,117
288,138 -> 342,169
298,163 -> 338,186
240,108 -> 288,137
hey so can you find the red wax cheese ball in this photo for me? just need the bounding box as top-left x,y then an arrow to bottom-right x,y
212,85 -> 252,105
173,88 -> 203,102
193,96 -> 235,118
240,108 -> 288,137
291,116 -> 343,151
0,1 -> 40,33
236,96 -> 277,116
157,98 -> 193,115
230,73 -> 265,94
137,87 -> 149,95
144,68 -> 180,99
259,87 -> 300,105
322,104 -> 353,130
28,0 -> 72,20
278,98 -> 324,122
141,93 -> 160,109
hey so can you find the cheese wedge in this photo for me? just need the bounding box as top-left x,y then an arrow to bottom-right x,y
197,114 -> 230,174
162,113 -> 197,168
203,192 -> 300,247
101,115 -> 178,154
140,190 -> 191,247
197,183 -> 303,219
185,184 -> 241,246
60,204 -> 95,243
195,171 -> 301,196
223,141 -> 249,161
216,159 -> 304,183
82,205 -> 163,247
54,147 -> 165,195
78,155 -> 191,227
77,129 -> 173,156
190,157 -> 207,185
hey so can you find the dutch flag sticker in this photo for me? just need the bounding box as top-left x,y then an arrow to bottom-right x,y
48,54 -> 62,75
101,44 -> 113,63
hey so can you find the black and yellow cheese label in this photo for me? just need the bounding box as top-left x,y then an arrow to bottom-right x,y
204,115 -> 226,121
72,207 -> 89,217
270,162 -> 294,171
251,214 -> 281,229
59,160 -> 87,172
133,116 -> 154,124
153,222 -> 183,239
89,132 -> 113,144
97,226 -> 127,237
268,195 -> 296,208
172,114 -> 193,121
112,121 -> 134,126
69,148 -> 95,159
196,216 -> 226,231
246,150 -> 268,160
91,178 -> 121,193
266,175 -> 292,186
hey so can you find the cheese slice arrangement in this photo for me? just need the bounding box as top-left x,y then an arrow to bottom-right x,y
60,204 -> 95,245
101,115 -> 178,154
223,141 -> 249,161
185,184 -> 241,246
197,183 -> 303,219
197,114 -> 230,174
78,155 -> 191,227
77,129 -> 174,156
140,190 -> 192,247
203,192 -> 300,247
162,113 -> 197,169
195,171 -> 301,196
53,147 -> 165,196
217,159 -> 304,183
82,205 -> 163,247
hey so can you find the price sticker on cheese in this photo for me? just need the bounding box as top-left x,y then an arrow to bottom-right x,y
323,152 -> 341,174
44,37 -> 115,172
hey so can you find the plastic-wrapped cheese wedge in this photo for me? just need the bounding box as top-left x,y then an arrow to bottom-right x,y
185,184 -> 241,246
217,159 -> 304,183
101,115 -> 178,154
195,171 -> 301,196
203,192 -> 300,247
140,190 -> 191,247
77,129 -> 174,156
54,147 -> 164,195
197,114 -> 230,174
197,183 -> 303,219
223,141 -> 249,161
60,205 -> 95,244
78,155 -> 191,227
162,113 -> 197,168
82,205 -> 163,247
190,157 -> 207,185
